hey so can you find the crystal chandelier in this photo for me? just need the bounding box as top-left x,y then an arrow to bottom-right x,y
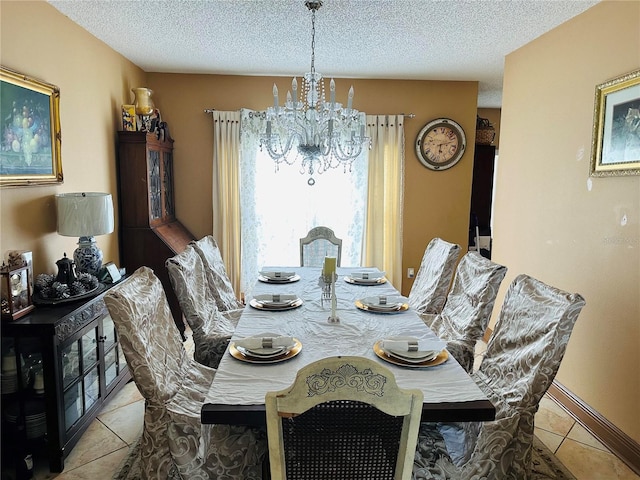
260,0 -> 369,186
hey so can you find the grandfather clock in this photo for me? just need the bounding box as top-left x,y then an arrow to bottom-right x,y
116,131 -> 195,339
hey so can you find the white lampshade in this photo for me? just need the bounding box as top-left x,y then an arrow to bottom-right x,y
56,193 -> 114,237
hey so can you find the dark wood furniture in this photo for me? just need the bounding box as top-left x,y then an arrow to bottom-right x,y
116,131 -> 195,339
0,282 -> 131,473
201,399 -> 496,427
469,144 -> 496,256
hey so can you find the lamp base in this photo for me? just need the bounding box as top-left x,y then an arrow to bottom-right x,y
73,236 -> 103,276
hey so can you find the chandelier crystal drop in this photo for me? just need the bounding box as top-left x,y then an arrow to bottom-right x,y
260,0 -> 369,186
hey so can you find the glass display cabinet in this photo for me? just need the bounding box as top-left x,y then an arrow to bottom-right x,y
1,281 -> 130,474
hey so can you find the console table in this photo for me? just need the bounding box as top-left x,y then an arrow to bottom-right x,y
0,281 -> 131,474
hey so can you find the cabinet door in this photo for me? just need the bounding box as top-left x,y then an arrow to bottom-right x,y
62,325 -> 101,432
148,147 -> 163,225
162,149 -> 175,219
101,314 -> 127,393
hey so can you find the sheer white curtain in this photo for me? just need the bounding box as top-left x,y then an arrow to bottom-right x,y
239,109 -> 368,296
362,115 -> 405,288
211,110 -> 242,296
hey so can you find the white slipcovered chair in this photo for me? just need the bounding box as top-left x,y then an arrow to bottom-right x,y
166,245 -> 239,369
427,252 -> 507,373
266,356 -> 423,480
190,235 -> 244,312
413,274 -> 586,480
408,238 -> 461,315
299,226 -> 343,267
104,267 -> 266,479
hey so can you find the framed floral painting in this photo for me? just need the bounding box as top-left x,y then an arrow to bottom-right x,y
590,69 -> 640,177
1,66 -> 63,187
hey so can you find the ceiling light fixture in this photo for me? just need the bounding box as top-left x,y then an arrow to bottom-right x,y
260,0 -> 369,186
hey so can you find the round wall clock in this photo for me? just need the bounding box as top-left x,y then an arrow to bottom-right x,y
415,118 -> 467,170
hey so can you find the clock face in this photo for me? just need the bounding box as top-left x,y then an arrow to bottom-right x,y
416,118 -> 466,170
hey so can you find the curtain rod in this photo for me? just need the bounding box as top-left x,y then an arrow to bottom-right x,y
204,108 -> 414,118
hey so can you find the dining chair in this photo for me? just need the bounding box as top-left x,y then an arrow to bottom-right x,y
408,237 -> 461,315
190,235 -> 244,312
413,274 -> 586,480
166,245 -> 239,369
266,356 -> 423,480
299,226 -> 343,267
104,266 -> 266,480
428,252 -> 507,373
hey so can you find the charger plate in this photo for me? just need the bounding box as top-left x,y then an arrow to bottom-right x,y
344,276 -> 387,285
258,274 -> 301,284
249,297 -> 303,311
229,338 -> 302,364
355,299 -> 409,313
374,340 -> 448,368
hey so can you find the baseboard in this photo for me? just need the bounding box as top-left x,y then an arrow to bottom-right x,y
547,381 -> 640,476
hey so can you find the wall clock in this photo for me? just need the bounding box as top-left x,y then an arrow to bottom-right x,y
415,118 -> 467,170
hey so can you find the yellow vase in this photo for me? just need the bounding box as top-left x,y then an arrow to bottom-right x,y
132,88 -> 155,116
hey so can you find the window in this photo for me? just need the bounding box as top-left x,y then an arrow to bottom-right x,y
239,130 -> 367,295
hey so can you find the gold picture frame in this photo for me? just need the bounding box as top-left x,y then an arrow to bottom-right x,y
1,66 -> 63,187
590,69 -> 640,177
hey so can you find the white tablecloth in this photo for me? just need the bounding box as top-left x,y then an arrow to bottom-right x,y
204,267 -> 489,407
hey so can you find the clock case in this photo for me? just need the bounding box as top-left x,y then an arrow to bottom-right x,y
1,264 -> 35,321
415,118 -> 467,171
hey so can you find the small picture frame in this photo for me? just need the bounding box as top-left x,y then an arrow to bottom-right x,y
590,69 -> 640,177
103,262 -> 122,283
121,104 -> 136,131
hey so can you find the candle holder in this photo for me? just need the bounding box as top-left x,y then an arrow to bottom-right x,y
327,273 -> 340,323
320,274 -> 331,306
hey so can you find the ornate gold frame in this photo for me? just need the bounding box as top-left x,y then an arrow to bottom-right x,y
1,66 -> 63,187
590,69 -> 640,177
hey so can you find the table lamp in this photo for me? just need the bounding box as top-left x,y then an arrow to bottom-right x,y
56,192 -> 114,276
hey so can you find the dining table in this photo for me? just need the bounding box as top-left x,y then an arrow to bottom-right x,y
201,266 -> 495,426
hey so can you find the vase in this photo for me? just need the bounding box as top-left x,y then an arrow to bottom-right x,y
131,87 -> 155,116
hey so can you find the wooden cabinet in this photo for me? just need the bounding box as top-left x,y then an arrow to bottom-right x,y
0,282 -> 131,474
116,131 -> 194,339
469,145 -> 496,255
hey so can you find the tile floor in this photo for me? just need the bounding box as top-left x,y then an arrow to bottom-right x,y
20,338 -> 640,479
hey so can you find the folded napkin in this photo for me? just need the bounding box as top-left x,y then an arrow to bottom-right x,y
350,271 -> 385,280
235,336 -> 294,351
381,339 -> 446,353
253,294 -> 298,307
361,296 -> 404,310
259,271 -> 296,280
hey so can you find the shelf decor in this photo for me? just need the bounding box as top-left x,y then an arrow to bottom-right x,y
0,66 -> 62,187
590,69 -> 640,177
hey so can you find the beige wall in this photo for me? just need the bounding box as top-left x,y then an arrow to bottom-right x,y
0,1 -> 146,276
146,74 -> 479,296
6,0 -> 636,453
495,0 -> 639,443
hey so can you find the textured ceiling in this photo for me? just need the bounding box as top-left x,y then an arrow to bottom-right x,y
47,0 -> 600,108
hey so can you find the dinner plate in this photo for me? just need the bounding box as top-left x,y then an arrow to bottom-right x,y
386,349 -> 439,363
373,341 -> 448,368
236,345 -> 287,358
354,299 -> 409,313
344,276 -> 387,286
229,338 -> 302,364
258,274 -> 301,284
249,297 -> 303,311
381,336 -> 444,360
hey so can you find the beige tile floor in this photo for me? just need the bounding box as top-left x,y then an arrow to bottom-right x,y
23,338 -> 639,479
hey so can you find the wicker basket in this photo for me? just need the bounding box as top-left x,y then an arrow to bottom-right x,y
475,128 -> 495,145
475,116 -> 495,145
